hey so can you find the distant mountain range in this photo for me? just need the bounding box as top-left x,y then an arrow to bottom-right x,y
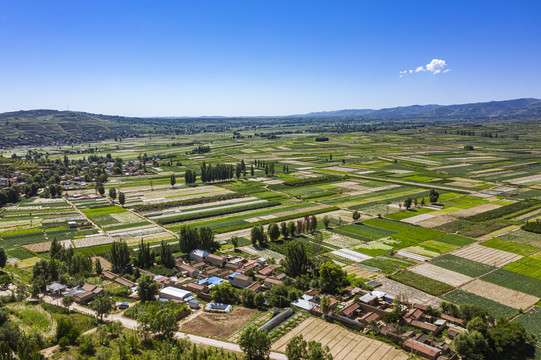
294,98 -> 541,119
1,98 -> 540,147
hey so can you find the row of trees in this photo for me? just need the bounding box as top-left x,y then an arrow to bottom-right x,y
250,215 -> 320,247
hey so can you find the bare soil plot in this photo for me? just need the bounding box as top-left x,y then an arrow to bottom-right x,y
461,280 -> 539,309
452,244 -> 523,267
23,241 -> 51,253
377,277 -> 442,307
271,317 -> 409,360
409,263 -> 473,287
178,307 -> 258,339
449,203 -> 501,219
344,265 -> 379,279
416,214 -> 456,228
402,213 -> 436,224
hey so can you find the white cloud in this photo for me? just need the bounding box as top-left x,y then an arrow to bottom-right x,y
400,59 -> 449,77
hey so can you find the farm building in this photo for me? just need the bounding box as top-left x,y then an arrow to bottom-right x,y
264,277 -> 283,288
205,253 -> 226,267
190,249 -> 210,263
177,263 -> 200,277
205,302 -> 232,313
229,272 -> 253,288
159,286 -> 192,302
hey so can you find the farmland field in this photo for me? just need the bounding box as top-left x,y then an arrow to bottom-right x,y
513,307 -> 541,347
271,317 -> 409,360
441,289 -> 517,319
388,269 -> 454,296
461,279 -> 539,309
430,254 -> 496,277
481,269 -> 541,298
480,237 -> 539,256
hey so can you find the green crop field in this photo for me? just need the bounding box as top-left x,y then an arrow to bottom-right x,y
481,269 -> 541,297
433,234 -> 476,247
431,254 -> 496,277
504,254 -> 541,280
359,256 -> 416,274
441,289 -> 517,319
513,307 -> 541,347
480,238 -> 539,256
389,270 -> 454,296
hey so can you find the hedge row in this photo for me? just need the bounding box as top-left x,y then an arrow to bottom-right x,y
156,201 -> 280,225
282,175 -> 344,187
133,192 -> 245,212
212,206 -> 340,234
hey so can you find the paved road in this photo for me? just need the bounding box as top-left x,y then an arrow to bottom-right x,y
41,296 -> 287,360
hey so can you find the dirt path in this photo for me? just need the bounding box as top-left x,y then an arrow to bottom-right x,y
40,296 -> 287,359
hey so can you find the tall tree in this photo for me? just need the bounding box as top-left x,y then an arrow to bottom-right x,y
109,187 -> 117,202
238,325 -> 271,360
159,241 -> 175,268
429,189 -> 440,204
0,248 -> 7,268
268,222 -> 281,241
281,241 -> 310,277
110,241 -> 131,270
91,294 -> 115,321
170,174 -> 176,188
319,261 -> 348,294
118,191 -> 126,206
137,274 -> 158,302
286,335 -> 333,360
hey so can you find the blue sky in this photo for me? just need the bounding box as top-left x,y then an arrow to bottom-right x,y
0,1 -> 540,116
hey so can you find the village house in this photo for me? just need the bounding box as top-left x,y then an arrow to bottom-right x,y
228,272 -> 253,288
205,253 -> 226,267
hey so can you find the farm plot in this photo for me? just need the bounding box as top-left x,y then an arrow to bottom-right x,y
461,279 -> 539,309
504,253 -> 541,280
72,235 -> 115,248
359,256 -> 416,274
513,307 -> 541,347
389,270 -> 454,296
344,265 -> 379,279
432,234 -> 476,247
335,223 -> 397,240
377,277 -> 442,307
430,255 -> 496,277
323,234 -> 363,248
441,289 -> 517,319
409,263 -> 473,287
447,203 -> 501,219
480,237 -> 539,256
331,249 -> 372,263
501,229 -> 541,246
353,240 -> 395,257
452,244 -> 523,267
178,307 -> 259,339
481,269 -> 541,298
403,240 -> 460,258
271,317 -> 409,360
416,214 -> 457,228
